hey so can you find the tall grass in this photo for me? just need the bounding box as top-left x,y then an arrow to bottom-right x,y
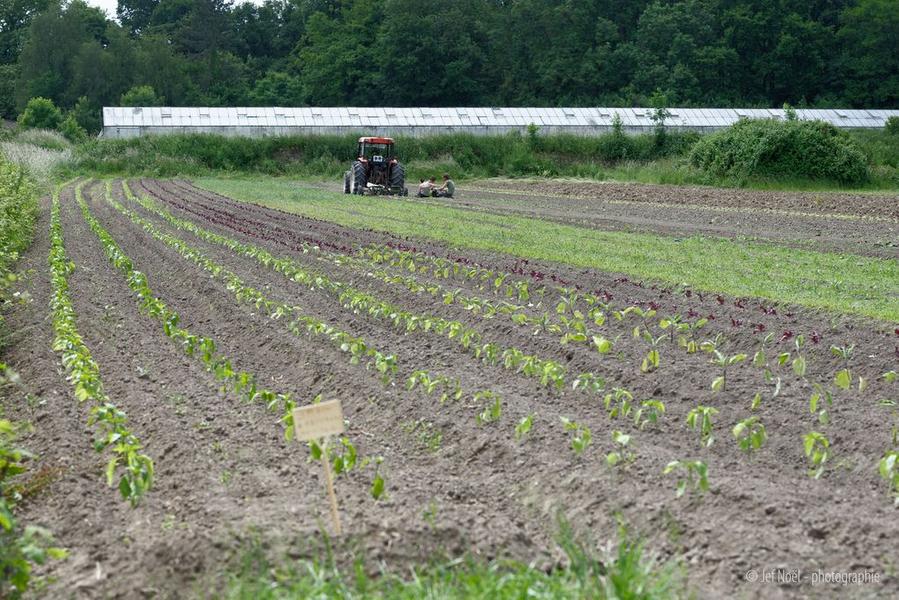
0,129 -> 73,185
70,130 -> 693,180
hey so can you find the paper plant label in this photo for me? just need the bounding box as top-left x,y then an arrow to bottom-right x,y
292,400 -> 345,442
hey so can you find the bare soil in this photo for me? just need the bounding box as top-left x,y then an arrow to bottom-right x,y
419,179 -> 899,258
3,179 -> 898,598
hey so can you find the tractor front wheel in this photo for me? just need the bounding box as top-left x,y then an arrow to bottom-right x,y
343,171 -> 351,194
351,161 -> 367,195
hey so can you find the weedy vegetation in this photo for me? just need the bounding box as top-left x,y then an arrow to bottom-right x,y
804,432 -> 831,480
663,460 -> 710,498
686,405 -> 719,448
732,416 -> 767,455
560,417 -> 592,457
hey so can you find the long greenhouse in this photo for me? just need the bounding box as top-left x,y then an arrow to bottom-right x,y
100,106 -> 899,139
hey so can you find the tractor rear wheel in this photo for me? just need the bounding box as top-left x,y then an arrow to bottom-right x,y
351,161 -> 367,195
389,162 -> 405,194
343,171 -> 351,194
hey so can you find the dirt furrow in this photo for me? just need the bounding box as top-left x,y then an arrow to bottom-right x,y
435,186 -> 899,259
87,181 -> 591,576
4,179 -> 898,597
123,178 -> 891,589
145,180 -> 898,411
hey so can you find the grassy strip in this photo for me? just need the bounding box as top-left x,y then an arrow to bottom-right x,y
213,521 -> 685,599
48,183 -> 153,505
197,178 -> 899,322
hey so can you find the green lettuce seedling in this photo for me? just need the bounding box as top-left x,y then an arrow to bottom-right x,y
606,430 -> 635,469
633,399 -> 666,430
476,391 -> 502,425
830,344 -> 854,391
710,350 -> 746,392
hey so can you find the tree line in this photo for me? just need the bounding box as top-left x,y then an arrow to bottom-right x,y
2,0 -> 896,131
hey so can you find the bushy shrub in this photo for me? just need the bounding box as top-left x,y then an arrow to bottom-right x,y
59,115 -> 87,143
886,116 -> 899,136
689,118 -> 870,184
16,97 -> 62,130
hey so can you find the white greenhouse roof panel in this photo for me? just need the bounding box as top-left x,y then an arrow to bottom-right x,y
101,106 -> 899,138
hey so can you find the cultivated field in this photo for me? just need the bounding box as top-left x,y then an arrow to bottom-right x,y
5,178 -> 899,597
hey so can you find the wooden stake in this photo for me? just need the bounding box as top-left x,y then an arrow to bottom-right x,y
321,439 -> 342,535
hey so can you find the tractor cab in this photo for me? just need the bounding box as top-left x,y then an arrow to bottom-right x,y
357,137 -> 396,164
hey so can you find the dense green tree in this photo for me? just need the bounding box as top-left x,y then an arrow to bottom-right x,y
837,0 -> 899,106
15,0 -> 108,108
71,25 -> 136,107
373,0 -> 495,105
6,0 -> 899,117
493,0 -> 601,104
71,95 -> 101,134
249,71 -> 303,105
294,1 -> 383,105
133,35 -> 194,106
117,0 -> 159,35
120,84 -> 164,106
0,63 -> 17,118
147,0 -> 192,33
0,0 -> 52,64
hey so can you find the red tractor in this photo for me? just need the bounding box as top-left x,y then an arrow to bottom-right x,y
344,136 -> 408,196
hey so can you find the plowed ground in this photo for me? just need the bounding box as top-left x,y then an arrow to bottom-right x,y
440,179 -> 899,259
4,179 -> 898,598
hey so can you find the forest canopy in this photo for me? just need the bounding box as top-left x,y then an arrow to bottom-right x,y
2,0 -> 897,123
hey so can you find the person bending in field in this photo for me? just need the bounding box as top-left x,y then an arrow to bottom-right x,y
418,176 -> 437,197
433,173 -> 455,198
